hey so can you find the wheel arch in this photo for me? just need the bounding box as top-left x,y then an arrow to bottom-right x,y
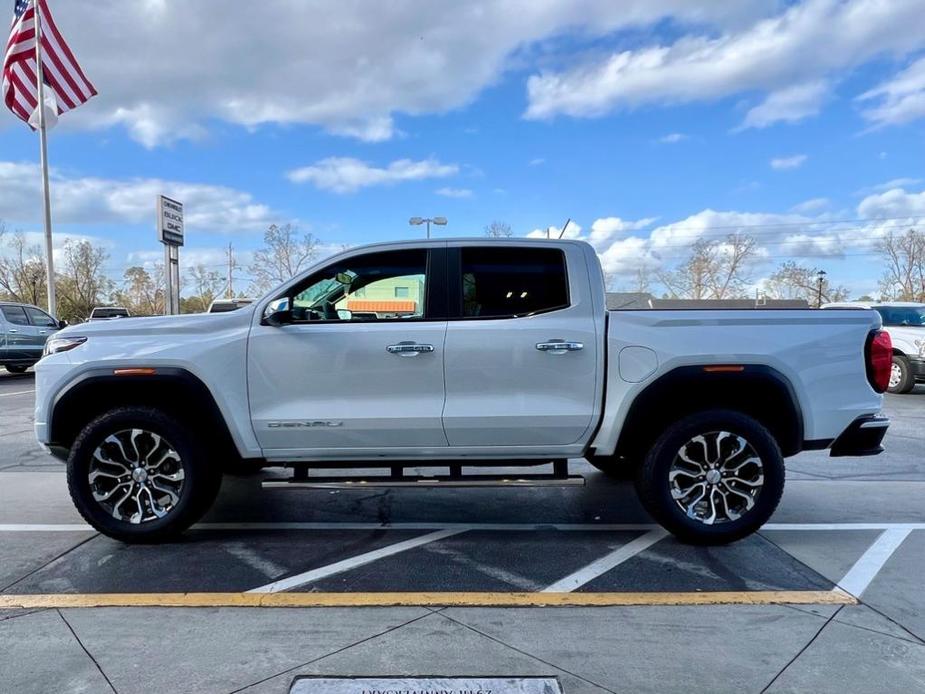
49,367 -> 243,466
612,364 -> 805,460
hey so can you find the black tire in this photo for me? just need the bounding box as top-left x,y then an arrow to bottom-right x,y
586,454 -> 639,480
888,355 -> 916,394
67,406 -> 221,543
5,364 -> 29,374
635,409 -> 785,545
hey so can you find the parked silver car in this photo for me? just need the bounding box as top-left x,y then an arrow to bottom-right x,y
0,302 -> 64,374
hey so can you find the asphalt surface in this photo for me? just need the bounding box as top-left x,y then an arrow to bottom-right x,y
1,368 -> 924,693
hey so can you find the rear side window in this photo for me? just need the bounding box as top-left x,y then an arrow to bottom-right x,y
1,306 -> 29,325
460,247 -> 569,318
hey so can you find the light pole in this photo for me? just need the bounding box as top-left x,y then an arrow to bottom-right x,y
816,269 -> 827,308
409,216 -> 447,239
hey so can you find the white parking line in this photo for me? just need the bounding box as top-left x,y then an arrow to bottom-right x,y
541,529 -> 669,593
0,389 -> 34,397
837,527 -> 913,597
1,522 -> 924,532
246,528 -> 465,593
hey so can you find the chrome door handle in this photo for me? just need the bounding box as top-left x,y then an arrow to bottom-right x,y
8,329 -> 17,333
39,330 -> 48,334
386,342 -> 435,357
536,340 -> 583,354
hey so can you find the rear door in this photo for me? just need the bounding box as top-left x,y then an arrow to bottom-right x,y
0,306 -> 31,361
441,243 -> 602,447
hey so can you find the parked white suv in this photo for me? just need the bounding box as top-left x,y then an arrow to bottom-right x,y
824,302 -> 925,393
35,239 -> 891,544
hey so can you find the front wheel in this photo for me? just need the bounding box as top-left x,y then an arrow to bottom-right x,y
888,356 -> 915,394
635,410 -> 784,545
67,407 -> 221,543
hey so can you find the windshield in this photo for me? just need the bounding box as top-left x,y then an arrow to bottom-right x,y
875,306 -> 925,327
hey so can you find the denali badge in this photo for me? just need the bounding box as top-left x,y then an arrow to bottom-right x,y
268,421 -> 344,428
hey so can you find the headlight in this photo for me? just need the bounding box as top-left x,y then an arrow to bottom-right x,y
43,336 -> 87,357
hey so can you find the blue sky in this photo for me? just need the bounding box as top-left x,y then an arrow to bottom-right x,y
2,0 -> 925,297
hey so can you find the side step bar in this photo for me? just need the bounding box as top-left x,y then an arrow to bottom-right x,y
261,460 -> 585,489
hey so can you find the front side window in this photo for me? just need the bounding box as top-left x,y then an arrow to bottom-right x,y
25,307 -> 58,327
289,249 -> 428,322
1,306 -> 29,325
460,247 -> 569,318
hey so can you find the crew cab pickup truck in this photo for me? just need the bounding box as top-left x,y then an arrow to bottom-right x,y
35,239 -> 892,544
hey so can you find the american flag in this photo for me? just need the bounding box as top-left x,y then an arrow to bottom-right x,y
3,0 -> 96,126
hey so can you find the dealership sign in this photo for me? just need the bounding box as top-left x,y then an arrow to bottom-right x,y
157,195 -> 184,246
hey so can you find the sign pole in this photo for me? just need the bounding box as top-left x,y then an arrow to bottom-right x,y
157,195 -> 185,315
34,0 -> 57,317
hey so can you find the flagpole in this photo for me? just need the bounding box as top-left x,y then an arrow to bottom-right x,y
33,0 -> 57,317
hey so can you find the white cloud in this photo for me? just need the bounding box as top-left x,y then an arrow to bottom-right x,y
35,1 -> 772,147
770,154 -> 807,170
791,197 -> 830,213
857,186 -> 925,219
436,187 -> 473,199
872,177 -> 922,192
859,56 -> 925,128
525,0 -> 925,122
529,158 -> 546,166
287,157 -> 458,194
527,222 -> 584,240
657,132 -> 687,144
0,161 -> 283,231
741,80 -> 828,129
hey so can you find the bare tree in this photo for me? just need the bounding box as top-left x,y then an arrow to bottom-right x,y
878,229 -> 925,301
762,261 -> 848,305
184,264 -> 225,313
249,224 -> 319,294
659,234 -> 757,299
484,221 -> 513,238
0,231 -> 46,305
113,266 -> 165,317
56,239 -> 113,323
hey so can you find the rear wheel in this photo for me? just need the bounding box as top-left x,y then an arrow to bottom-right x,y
66,407 -> 221,543
635,410 -> 784,545
888,356 -> 915,394
5,365 -> 29,374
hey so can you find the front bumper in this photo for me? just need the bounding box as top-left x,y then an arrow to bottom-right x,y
909,356 -> 925,380
829,415 -> 890,457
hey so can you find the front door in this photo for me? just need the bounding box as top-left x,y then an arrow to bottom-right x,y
22,306 -> 59,359
442,244 -> 601,447
248,247 -> 449,457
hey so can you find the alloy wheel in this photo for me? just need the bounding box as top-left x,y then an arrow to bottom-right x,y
88,428 -> 186,524
668,431 -> 764,525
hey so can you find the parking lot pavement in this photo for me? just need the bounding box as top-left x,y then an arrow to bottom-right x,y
1,370 -> 924,693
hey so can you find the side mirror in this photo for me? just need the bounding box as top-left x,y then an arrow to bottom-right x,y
263,297 -> 292,327
336,309 -> 353,321
58,320 -> 68,329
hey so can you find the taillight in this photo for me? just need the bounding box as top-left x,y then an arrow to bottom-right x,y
866,330 -> 892,393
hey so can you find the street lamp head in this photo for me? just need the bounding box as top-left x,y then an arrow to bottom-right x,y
409,217 -> 424,225
433,217 -> 448,225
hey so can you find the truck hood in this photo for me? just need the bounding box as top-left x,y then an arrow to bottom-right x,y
885,324 -> 925,355
59,307 -> 256,338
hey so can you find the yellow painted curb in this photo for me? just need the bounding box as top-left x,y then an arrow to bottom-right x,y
0,589 -> 856,609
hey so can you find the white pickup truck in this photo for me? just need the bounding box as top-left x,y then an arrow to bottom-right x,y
35,239 -> 892,544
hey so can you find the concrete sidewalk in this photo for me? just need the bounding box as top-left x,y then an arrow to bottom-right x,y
3,601 -> 925,693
